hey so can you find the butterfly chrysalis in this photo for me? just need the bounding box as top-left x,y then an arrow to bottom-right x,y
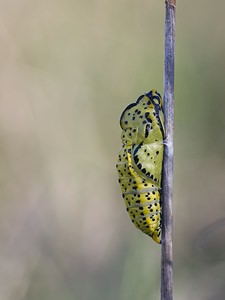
116,90 -> 164,244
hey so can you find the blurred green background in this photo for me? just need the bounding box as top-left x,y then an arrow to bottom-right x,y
1,0 -> 225,299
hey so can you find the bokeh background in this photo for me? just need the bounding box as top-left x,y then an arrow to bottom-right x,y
1,0 -> 225,299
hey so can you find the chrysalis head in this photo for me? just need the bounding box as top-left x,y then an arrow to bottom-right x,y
120,90 -> 163,125
120,90 -> 164,143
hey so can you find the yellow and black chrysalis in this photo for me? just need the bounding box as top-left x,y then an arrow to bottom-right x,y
116,90 -> 164,244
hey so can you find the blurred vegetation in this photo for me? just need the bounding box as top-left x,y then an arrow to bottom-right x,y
0,0 -> 225,299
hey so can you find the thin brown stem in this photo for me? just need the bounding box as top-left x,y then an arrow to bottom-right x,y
161,0 -> 176,300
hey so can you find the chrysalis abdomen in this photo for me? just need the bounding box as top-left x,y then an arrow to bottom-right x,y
116,90 -> 164,244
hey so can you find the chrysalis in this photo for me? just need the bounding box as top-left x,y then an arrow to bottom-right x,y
116,90 -> 164,244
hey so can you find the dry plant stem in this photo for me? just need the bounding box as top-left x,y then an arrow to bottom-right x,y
161,0 -> 176,300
